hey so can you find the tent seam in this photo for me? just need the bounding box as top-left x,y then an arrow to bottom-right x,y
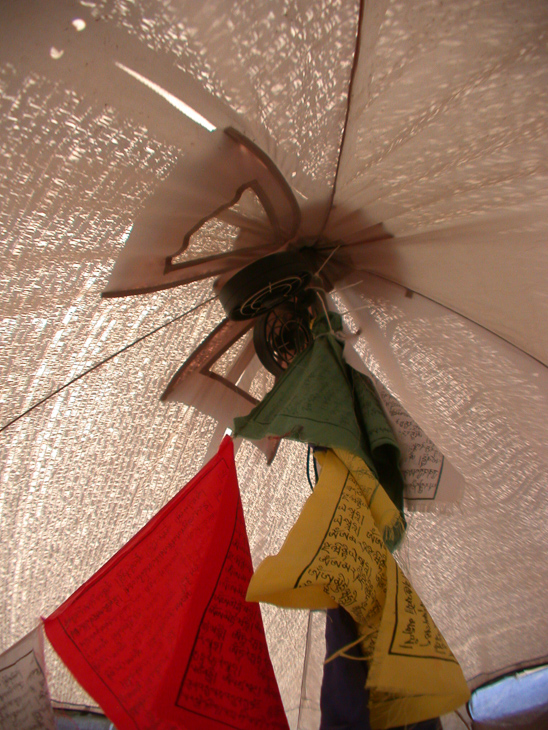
343,270 -> 548,369
0,294 -> 217,434
319,0 -> 366,235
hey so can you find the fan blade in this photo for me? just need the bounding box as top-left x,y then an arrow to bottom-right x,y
103,128 -> 301,297
162,318 -> 278,463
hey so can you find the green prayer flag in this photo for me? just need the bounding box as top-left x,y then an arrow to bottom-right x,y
233,316 -> 406,516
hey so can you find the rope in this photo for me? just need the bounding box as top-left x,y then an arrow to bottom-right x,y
324,621 -> 378,665
315,244 -> 341,277
334,279 -> 363,292
314,291 -> 336,336
324,634 -> 368,665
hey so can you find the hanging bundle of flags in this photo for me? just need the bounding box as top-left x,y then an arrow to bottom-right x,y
235,313 -> 470,727
245,448 -> 470,728
1,315 -> 470,729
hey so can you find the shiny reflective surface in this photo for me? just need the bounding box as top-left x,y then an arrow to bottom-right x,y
1,2 -> 547,728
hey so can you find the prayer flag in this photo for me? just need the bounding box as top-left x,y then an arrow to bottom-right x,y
0,627 -> 55,730
44,437 -> 288,730
233,314 -> 406,520
247,448 -> 470,728
320,607 -> 441,730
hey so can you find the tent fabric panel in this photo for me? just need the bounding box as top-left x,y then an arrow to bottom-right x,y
333,0 -> 548,234
1,0 -> 548,725
0,0 -> 359,218
337,209 -> 548,366
0,4 -> 347,711
329,0 -> 548,363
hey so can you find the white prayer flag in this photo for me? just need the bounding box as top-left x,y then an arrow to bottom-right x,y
0,627 -> 55,730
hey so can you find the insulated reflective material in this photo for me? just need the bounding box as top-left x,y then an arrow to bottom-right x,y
1,1 -> 547,729
328,0 -> 548,364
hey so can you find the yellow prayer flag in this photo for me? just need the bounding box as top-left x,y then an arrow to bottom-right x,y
247,449 -> 470,728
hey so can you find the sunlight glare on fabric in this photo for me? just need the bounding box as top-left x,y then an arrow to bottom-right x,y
114,62 -> 216,132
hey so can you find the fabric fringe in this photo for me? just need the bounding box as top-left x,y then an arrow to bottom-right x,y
404,500 -> 464,515
382,519 -> 406,553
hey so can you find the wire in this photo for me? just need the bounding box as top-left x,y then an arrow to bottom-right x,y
337,303 -> 371,316
334,279 -> 363,292
0,294 -> 216,434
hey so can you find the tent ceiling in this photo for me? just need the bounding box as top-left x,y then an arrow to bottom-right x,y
328,0 -> 548,364
1,0 -> 547,727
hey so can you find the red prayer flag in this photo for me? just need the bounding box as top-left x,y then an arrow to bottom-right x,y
44,437 -> 288,730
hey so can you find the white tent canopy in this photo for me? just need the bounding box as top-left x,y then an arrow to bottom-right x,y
1,1 -> 547,727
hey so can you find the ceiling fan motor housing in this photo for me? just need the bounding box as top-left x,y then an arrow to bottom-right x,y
218,251 -> 313,321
